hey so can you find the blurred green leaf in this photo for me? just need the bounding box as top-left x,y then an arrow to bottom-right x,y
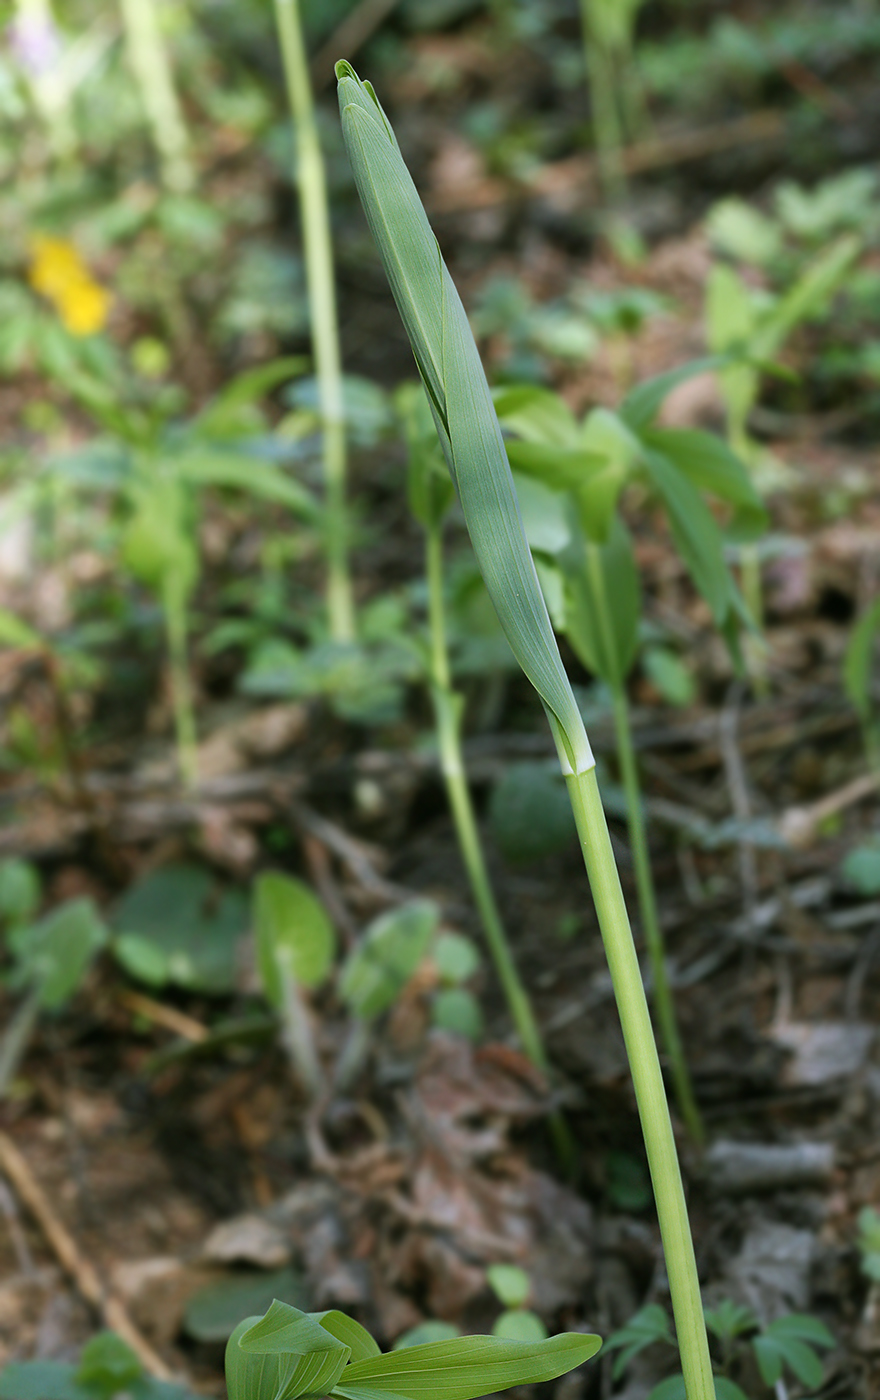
254,873 -> 336,1006
339,901 -> 438,1020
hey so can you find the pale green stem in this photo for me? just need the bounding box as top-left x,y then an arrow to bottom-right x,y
610,686 -> 704,1145
162,583 -> 198,788
566,767 -> 716,1400
118,0 -> 193,192
0,986 -> 42,1098
273,0 -> 354,643
584,542 -> 702,1142
278,956 -> 323,1098
426,526 -> 573,1168
579,0 -> 626,202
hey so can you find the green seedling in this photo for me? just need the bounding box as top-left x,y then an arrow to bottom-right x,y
49,356 -> 317,785
118,0 -> 193,192
273,0 -> 354,642
857,1206 -> 880,1282
337,61 -> 714,1398
0,876 -> 107,1097
0,1328 -> 196,1400
707,227 -> 859,644
254,872 -> 336,1098
487,1265 -> 547,1345
336,899 -> 438,1089
225,1298 -> 600,1400
398,382 -> 570,1161
491,373 -> 767,1144
843,595 -> 880,769
605,1299 -> 834,1399
579,0 -> 645,203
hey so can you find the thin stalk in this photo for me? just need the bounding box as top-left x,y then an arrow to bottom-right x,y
579,0 -> 626,203
426,526 -> 573,1168
274,0 -> 354,643
162,585 -> 198,788
0,986 -> 42,1098
610,686 -> 704,1145
279,958 -> 323,1098
584,542 -> 702,1142
118,0 -> 193,192
565,767 -> 715,1400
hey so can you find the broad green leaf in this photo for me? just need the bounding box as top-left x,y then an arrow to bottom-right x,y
122,477 -> 198,602
226,1314 -> 309,1400
0,608 -> 42,651
562,517 -> 639,690
754,234 -> 860,362
761,1313 -> 834,1348
76,1332 -> 141,1393
504,441 -> 605,501
0,858 -> 41,928
493,384 -> 581,448
843,597 -> 880,723
643,450 -> 731,624
112,864 -> 247,995
0,1361 -> 88,1400
9,898 -> 107,1009
577,408 -> 639,540
315,1313 -> 381,1363
512,475 -> 571,557
333,1332 -> 601,1400
619,357 -> 725,432
174,450 -> 319,521
752,1332 -> 824,1389
337,62 -> 592,777
237,1301 -> 351,1400
339,900 -> 438,1020
488,762 -> 575,863
254,873 -> 336,1007
185,1269 -> 308,1343
641,428 -> 767,541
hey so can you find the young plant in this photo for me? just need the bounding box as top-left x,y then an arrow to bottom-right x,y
706,230 -> 859,638
336,62 -> 715,1399
254,871 -> 336,1099
0,866 -> 107,1097
605,1299 -> 834,1399
578,0 -> 645,203
0,1329 -> 195,1400
843,595 -> 880,770
225,1298 -> 600,1400
398,383 -> 568,1160
273,0 -> 355,642
118,0 -> 194,192
489,376 -> 768,1145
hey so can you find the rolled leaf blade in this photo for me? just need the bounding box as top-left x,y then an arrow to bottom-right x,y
334,1333 -> 602,1400
337,62 -> 593,776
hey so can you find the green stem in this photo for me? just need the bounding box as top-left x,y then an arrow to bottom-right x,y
163,585 -> 198,788
426,526 -> 572,1168
274,0 -> 354,643
118,0 -> 193,192
565,767 -> 715,1400
610,686 -> 704,1145
579,0 -> 626,203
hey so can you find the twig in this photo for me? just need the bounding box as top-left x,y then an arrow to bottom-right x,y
0,1132 -> 173,1379
778,770 -> 880,849
118,989 -> 208,1043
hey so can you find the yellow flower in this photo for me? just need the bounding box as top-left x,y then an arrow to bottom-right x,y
29,235 -> 85,297
28,234 -> 112,337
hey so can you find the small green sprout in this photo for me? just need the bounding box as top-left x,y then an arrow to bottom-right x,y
225,1299 -> 600,1400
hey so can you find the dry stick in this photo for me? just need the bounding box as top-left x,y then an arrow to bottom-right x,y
118,988 -> 209,1043
0,1131 -> 172,1379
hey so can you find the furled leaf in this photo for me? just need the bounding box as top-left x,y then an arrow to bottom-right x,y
315,1313 -> 381,1363
337,62 -> 593,777
236,1301 -> 351,1400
